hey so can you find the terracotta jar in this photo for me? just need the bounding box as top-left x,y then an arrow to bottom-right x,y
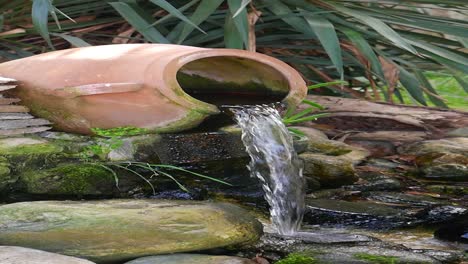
0,44 -> 307,135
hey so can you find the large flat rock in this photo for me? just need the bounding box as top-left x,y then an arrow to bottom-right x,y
0,246 -> 95,264
125,254 -> 256,264
0,199 -> 263,263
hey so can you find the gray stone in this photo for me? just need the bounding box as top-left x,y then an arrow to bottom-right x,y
349,170 -> 402,192
300,153 -> 358,187
398,137 -> 468,156
125,254 -> 256,264
447,127 -> 468,138
251,232 -> 443,264
419,153 -> 468,181
0,246 -> 95,264
106,135 -> 161,162
399,138 -> 468,181
0,200 -> 263,263
303,197 -> 467,229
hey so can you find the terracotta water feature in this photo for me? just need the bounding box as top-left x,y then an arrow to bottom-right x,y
0,44 -> 307,135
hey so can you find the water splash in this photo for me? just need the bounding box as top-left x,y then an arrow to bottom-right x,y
228,104 -> 305,235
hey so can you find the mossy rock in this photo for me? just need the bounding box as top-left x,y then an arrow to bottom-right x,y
106,134 -> 162,162
306,138 -> 354,156
304,136 -> 369,165
398,137 -> 468,156
125,254 -> 256,264
276,253 -> 316,264
19,163 -> 117,197
415,153 -> 468,181
0,158 -> 12,192
0,137 -> 65,173
287,246 -> 438,264
300,153 -> 357,188
0,137 -> 63,157
0,200 -> 263,263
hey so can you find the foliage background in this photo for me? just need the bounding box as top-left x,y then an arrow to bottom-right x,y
0,0 -> 467,109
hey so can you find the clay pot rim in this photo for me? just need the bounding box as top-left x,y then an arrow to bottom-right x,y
156,47 -> 307,114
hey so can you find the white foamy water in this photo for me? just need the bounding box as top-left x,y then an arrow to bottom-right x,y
229,104 -> 305,235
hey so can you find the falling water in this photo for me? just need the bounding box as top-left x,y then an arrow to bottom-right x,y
228,104 -> 305,235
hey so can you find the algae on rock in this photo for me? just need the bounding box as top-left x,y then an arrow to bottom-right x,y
0,199 -> 263,263
19,163 -> 118,196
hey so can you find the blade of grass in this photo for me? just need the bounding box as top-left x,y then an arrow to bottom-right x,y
149,0 -> 205,34
227,0 -> 249,48
31,0 -> 54,49
109,1 -> 169,43
51,33 -> 91,47
308,80 -> 346,89
303,14 -> 343,79
283,113 -> 329,124
176,0 -> 224,44
302,99 -> 325,110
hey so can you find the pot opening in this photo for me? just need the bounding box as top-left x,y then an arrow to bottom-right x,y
176,56 -> 290,106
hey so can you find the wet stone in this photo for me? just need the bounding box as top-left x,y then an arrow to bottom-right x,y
125,254 -> 256,264
447,127 -> 468,138
398,137 -> 468,156
0,246 -> 95,264
304,198 -> 411,229
303,195 -> 467,229
0,199 -> 263,263
365,192 -> 447,207
434,215 -> 468,243
416,153 -> 468,182
347,169 -> 402,192
300,153 -> 358,188
247,231 -> 445,264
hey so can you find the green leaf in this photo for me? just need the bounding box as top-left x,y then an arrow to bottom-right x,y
263,0 -> 314,35
32,0 -> 54,49
176,0 -> 224,44
413,70 -> 448,108
328,2 -> 418,55
233,0 -> 251,18
308,80 -> 346,89
283,113 -> 329,124
152,0 -> 199,26
398,66 -> 427,106
224,10 -> 243,49
287,127 -> 306,137
341,28 -> 385,82
406,38 -> 468,67
302,99 -> 325,110
451,71 -> 468,93
304,14 -> 343,78
283,107 -> 315,122
109,1 -> 169,43
149,0 -> 205,34
51,33 -> 91,47
457,37 -> 468,48
227,0 -> 249,48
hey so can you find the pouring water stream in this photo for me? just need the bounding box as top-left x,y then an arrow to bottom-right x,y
226,104 -> 305,235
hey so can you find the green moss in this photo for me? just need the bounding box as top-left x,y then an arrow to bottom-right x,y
427,185 -> 468,196
153,110 -> 209,133
21,163 -> 116,196
0,143 -> 62,157
91,127 -> 150,137
354,253 -> 399,264
276,253 -> 316,264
